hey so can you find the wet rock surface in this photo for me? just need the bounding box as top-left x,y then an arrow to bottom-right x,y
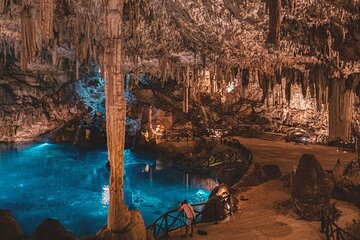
292,154 -> 333,220
0,69 -> 85,142
0,210 -> 24,240
33,218 -> 77,240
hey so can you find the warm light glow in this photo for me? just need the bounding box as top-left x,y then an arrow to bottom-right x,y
227,82 -> 235,93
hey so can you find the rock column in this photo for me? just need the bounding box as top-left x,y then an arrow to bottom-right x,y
329,78 -> 354,142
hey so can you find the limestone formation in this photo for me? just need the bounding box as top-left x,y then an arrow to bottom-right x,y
292,154 -> 333,220
102,0 -> 146,239
1,0 -> 360,238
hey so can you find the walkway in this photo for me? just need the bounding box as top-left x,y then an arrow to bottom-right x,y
156,138 -> 359,239
167,180 -> 360,240
233,137 -> 357,174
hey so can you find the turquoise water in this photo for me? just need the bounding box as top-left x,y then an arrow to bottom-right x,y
0,143 -> 212,237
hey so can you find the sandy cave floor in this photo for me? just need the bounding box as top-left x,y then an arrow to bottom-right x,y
168,179 -> 359,240
234,137 -> 357,174
162,138 -> 359,240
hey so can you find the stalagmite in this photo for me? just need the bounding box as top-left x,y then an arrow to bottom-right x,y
266,0 -> 281,44
329,78 -> 354,142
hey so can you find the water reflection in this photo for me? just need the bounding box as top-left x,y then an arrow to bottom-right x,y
0,143 -> 214,236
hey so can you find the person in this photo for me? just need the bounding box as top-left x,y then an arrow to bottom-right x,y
142,163 -> 149,173
179,200 -> 195,238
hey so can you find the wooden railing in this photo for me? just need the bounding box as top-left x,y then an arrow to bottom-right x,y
147,194 -> 233,239
344,158 -> 360,175
320,204 -> 358,240
337,141 -> 356,153
174,137 -> 252,172
159,127 -> 250,143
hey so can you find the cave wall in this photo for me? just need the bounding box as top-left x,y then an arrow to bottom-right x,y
262,78 -> 329,139
0,68 -> 84,142
222,69 -> 360,142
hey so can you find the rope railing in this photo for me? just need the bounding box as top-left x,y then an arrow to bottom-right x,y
320,204 -> 358,240
147,194 -> 233,239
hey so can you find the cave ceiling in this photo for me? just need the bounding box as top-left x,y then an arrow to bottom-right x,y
0,0 -> 360,80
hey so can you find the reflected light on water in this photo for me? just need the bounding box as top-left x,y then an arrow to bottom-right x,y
102,185 -> 110,205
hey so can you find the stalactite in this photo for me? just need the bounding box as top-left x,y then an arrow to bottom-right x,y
258,70 -> 269,102
275,69 -> 281,85
266,0 -> 281,44
0,0 -> 5,13
183,66 -> 190,113
0,0 -> 11,14
75,56 -> 79,80
19,0 -> 55,69
242,68 -> 249,87
215,64 -> 223,93
210,67 -> 215,93
35,0 -> 55,47
159,54 -> 168,85
282,68 -> 294,103
20,5 -> 38,70
51,42 -> 57,66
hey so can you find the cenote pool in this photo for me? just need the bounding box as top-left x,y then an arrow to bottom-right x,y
0,143 -> 214,236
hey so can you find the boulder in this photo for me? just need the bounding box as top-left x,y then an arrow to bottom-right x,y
332,159 -> 345,184
0,210 -> 24,240
332,167 -> 360,208
292,154 -> 333,220
146,229 -> 155,240
33,218 -> 77,240
201,184 -> 236,222
261,164 -> 282,180
236,163 -> 266,187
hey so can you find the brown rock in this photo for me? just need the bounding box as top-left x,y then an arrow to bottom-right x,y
237,163 -> 267,187
292,154 -> 333,220
332,159 -> 345,184
0,210 -> 24,240
262,164 -> 282,180
146,229 -> 155,240
201,184 -> 236,222
33,218 -> 77,240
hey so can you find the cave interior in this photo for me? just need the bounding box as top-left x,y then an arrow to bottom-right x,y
1,0 -> 360,239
